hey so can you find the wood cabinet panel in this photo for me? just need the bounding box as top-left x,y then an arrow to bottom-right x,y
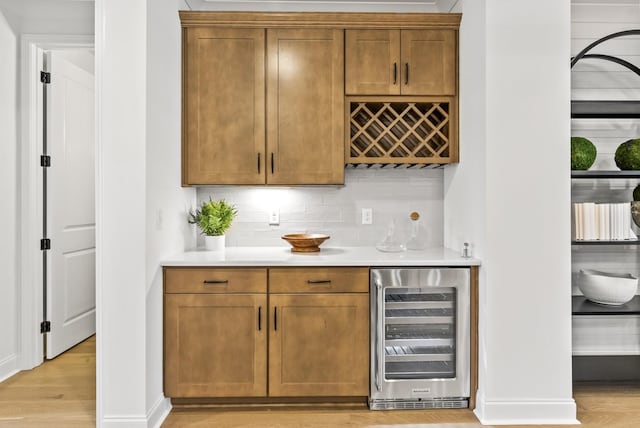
345,29 -> 456,97
269,267 -> 369,293
183,28 -> 265,185
164,293 -> 267,397
401,29 -> 456,96
164,267 -> 267,294
268,293 -> 369,396
345,29 -> 400,95
266,29 -> 344,185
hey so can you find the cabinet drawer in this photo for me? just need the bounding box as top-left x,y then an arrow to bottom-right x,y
164,268 -> 267,294
269,267 -> 369,293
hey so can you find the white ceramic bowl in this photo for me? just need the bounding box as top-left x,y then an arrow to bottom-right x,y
578,269 -> 638,306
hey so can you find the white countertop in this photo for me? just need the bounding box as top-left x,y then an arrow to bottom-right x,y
161,246 -> 481,267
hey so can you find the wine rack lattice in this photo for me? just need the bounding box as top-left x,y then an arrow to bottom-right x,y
348,100 -> 453,165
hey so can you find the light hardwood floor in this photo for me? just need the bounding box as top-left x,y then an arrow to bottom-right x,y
1,336 -> 639,427
0,336 -> 95,427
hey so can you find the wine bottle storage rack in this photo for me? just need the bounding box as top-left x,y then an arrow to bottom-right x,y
347,98 -> 457,165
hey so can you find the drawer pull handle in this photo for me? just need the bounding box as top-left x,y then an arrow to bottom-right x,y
202,280 -> 229,284
307,279 -> 332,284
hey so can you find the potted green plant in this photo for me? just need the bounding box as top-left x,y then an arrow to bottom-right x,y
189,198 -> 238,251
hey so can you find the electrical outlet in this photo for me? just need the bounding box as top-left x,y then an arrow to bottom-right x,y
269,208 -> 280,225
362,208 -> 373,225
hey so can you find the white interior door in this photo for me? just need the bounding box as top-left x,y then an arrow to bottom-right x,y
45,51 -> 96,359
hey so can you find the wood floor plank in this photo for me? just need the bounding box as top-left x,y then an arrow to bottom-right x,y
1,336 -> 639,428
0,336 -> 96,427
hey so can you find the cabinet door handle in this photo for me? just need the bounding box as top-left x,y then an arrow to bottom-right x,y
405,63 -> 409,85
258,306 -> 262,331
202,280 -> 229,284
257,153 -> 261,174
393,62 -> 397,85
274,306 -> 277,331
307,279 -> 332,284
271,153 -> 274,174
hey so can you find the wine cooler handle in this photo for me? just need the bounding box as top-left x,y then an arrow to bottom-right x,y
374,280 -> 382,392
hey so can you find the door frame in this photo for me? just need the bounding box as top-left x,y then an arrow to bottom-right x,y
18,34 -> 94,370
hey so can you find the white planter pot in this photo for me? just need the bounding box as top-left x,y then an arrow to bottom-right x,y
204,235 -> 225,251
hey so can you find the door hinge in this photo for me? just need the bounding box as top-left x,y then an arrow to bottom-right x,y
40,321 -> 51,333
40,155 -> 51,167
40,238 -> 51,250
40,71 -> 51,84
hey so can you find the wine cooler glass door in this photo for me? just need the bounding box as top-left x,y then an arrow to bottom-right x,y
384,287 -> 457,380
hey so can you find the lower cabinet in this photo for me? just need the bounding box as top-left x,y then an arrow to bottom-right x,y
164,266 -> 370,399
269,293 -> 369,397
164,293 -> 267,397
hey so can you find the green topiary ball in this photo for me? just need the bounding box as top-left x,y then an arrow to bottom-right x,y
634,184 -> 640,201
615,138 -> 640,170
571,137 -> 597,170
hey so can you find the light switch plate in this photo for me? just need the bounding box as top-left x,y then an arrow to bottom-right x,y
362,208 -> 373,225
269,208 -> 280,225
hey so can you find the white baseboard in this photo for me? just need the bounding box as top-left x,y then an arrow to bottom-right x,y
474,396 -> 579,425
102,415 -> 148,427
101,396 -> 171,428
148,395 -> 172,428
0,354 -> 18,383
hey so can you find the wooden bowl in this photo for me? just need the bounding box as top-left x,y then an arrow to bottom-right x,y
281,233 -> 330,253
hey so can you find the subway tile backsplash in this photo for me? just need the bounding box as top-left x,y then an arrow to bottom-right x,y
195,168 -> 444,248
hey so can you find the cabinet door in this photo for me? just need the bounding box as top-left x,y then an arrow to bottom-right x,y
164,294 -> 267,397
345,29 -> 401,95
269,294 -> 369,397
266,29 -> 344,185
183,28 -> 265,185
401,29 -> 456,96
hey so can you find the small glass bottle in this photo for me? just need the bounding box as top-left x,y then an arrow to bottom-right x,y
406,211 -> 426,250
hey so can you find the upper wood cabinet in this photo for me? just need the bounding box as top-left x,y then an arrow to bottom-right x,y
266,29 -> 344,185
180,12 -> 461,181
182,25 -> 344,185
182,28 -> 265,185
346,29 -> 457,96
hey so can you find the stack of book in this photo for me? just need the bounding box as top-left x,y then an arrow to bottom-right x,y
574,202 -> 637,241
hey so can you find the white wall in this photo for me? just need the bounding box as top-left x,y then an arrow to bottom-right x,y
446,0 -> 576,424
0,0 -> 94,35
96,0 -> 148,425
145,0 -> 196,422
55,50 -> 95,75
197,169 -> 444,248
0,8 -> 18,383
